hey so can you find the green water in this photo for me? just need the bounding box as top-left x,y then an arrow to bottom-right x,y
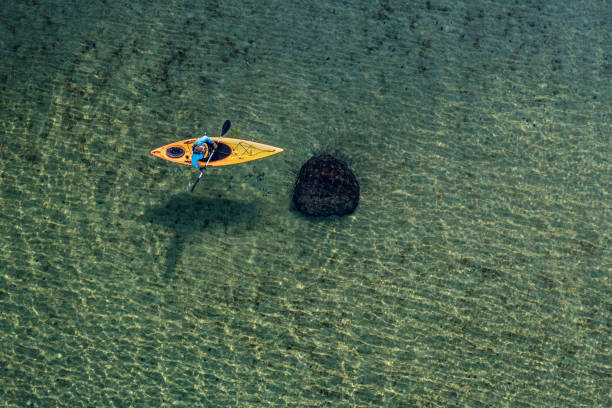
1,0 -> 610,406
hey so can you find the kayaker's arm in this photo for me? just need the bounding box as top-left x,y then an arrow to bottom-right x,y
191,152 -> 204,169
194,133 -> 218,149
195,134 -> 213,145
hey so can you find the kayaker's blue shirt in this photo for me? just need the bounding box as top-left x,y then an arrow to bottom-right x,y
191,134 -> 213,169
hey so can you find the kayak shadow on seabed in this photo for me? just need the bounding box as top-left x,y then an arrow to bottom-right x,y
142,193 -> 257,279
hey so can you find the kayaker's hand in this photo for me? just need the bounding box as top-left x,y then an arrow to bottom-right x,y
213,142 -> 218,149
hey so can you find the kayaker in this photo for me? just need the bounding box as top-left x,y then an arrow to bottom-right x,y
191,133 -> 218,170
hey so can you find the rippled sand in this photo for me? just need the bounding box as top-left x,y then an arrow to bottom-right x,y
1,0 -> 609,406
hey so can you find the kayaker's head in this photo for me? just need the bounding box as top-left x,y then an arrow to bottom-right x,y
194,145 -> 205,154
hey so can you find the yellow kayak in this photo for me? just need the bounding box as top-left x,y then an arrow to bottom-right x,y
150,137 -> 283,167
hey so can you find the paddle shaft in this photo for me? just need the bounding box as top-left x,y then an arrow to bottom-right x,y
189,139 -> 219,192
190,120 -> 231,192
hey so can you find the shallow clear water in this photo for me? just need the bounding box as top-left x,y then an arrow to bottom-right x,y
1,0 -> 610,406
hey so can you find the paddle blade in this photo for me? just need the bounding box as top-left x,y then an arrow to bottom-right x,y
221,120 -> 231,136
190,169 -> 205,192
189,179 -> 199,192
189,177 -> 200,192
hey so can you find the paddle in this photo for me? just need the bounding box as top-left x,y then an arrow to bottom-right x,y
189,120 -> 231,192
